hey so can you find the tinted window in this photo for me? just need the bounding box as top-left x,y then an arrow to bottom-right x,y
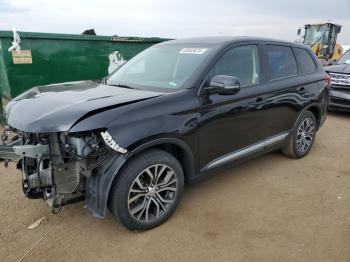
208,45 -> 259,87
295,48 -> 316,74
264,45 -> 298,80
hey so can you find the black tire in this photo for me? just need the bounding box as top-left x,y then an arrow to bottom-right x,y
109,149 -> 184,230
282,110 -> 317,159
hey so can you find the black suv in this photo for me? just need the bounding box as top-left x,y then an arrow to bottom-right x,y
2,37 -> 329,230
325,49 -> 350,111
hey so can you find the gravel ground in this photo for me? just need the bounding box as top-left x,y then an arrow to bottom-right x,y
0,113 -> 349,262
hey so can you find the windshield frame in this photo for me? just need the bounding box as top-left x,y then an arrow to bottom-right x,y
106,43 -> 220,92
336,50 -> 350,65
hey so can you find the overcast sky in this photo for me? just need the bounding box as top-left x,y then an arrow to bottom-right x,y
1,0 -> 350,43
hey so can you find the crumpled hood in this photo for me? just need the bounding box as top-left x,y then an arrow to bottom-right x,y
325,64 -> 350,74
6,80 -> 164,133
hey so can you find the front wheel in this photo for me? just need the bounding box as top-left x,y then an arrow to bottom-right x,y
282,110 -> 317,159
109,149 -> 184,230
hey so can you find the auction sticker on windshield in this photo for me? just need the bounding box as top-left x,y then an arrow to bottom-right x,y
180,48 -> 207,54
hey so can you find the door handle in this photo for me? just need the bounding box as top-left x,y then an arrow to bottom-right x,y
249,97 -> 265,109
296,86 -> 310,98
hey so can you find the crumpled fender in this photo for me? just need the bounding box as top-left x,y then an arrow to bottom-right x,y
85,136 -> 196,218
85,153 -> 127,218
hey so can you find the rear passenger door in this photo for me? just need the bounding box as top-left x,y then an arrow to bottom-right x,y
255,44 -> 307,142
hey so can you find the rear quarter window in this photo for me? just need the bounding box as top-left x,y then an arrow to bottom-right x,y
264,45 -> 298,80
294,48 -> 317,74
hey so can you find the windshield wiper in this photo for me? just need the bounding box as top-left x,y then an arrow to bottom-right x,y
108,83 -> 136,89
92,77 -> 107,84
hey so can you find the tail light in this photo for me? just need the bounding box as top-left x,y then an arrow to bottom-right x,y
325,74 -> 332,89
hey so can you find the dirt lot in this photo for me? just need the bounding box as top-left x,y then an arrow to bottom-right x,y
0,113 -> 349,262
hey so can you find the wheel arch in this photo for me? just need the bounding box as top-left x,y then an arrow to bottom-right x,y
85,136 -> 196,218
305,104 -> 321,129
129,138 -> 196,183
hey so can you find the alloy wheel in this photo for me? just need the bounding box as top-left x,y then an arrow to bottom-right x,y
296,117 -> 315,154
128,164 -> 178,223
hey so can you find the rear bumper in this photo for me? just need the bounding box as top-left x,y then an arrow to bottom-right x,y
329,90 -> 350,112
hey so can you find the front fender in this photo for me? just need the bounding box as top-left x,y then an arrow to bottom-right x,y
130,137 -> 197,181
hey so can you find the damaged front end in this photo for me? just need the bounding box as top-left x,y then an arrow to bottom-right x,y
0,128 -> 118,213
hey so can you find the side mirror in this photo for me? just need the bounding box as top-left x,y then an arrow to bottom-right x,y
297,28 -> 301,36
204,75 -> 240,95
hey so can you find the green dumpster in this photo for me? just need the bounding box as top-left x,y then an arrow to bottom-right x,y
0,30 -> 170,117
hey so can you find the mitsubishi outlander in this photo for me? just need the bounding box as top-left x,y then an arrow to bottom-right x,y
1,37 -> 329,230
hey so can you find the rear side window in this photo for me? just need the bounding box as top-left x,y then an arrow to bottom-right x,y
294,48 -> 317,74
264,45 -> 298,80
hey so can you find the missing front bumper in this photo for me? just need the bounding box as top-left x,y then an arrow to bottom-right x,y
0,142 -> 49,171
0,144 -> 20,160
1,130 -> 114,216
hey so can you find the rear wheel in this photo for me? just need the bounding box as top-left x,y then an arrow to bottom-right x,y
282,111 -> 317,159
109,149 -> 184,230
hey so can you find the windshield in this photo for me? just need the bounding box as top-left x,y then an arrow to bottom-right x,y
336,50 -> 350,65
304,25 -> 330,46
107,45 -> 213,89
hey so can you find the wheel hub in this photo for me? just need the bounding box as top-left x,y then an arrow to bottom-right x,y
147,186 -> 157,197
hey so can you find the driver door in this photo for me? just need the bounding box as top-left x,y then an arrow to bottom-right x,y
197,44 -> 266,171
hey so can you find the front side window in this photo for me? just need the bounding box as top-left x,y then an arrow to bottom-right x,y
206,45 -> 260,87
107,45 -> 214,89
264,45 -> 298,80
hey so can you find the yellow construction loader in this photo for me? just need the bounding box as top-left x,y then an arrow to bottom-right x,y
297,23 -> 343,65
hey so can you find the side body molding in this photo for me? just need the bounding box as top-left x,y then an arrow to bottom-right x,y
202,132 -> 290,171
